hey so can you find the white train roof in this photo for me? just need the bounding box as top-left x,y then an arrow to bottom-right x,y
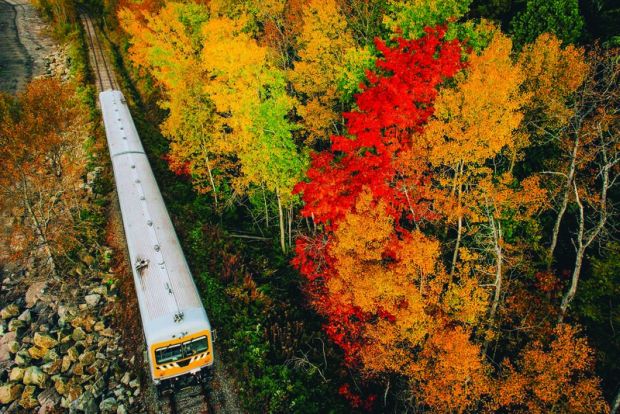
99,90 -> 211,346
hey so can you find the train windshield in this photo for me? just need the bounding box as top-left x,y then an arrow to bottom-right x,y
155,336 -> 209,365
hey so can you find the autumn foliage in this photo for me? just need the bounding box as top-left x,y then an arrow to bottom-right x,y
0,79 -> 89,275
115,0 -> 616,411
293,23 -> 608,414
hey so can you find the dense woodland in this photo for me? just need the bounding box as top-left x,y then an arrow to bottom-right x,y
10,0 -> 620,412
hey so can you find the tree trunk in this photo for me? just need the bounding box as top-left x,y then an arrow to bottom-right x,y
559,164 -> 609,322
489,219 -> 503,322
263,186 -> 269,227
450,214 -> 462,276
199,140 -> 218,209
205,154 -> 218,209
276,188 -> 286,253
450,162 -> 464,276
547,133 -> 580,270
288,205 -> 293,248
559,246 -> 585,321
21,176 -> 57,278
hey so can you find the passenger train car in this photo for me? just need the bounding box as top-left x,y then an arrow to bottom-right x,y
99,90 -> 214,389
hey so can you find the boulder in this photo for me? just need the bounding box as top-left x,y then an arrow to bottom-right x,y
91,375 -> 106,397
90,286 -> 108,296
37,387 -> 60,414
99,397 -> 118,413
72,327 -> 86,341
79,351 -> 95,366
72,362 -> 84,376
9,367 -> 25,381
66,383 -> 82,403
18,385 -> 38,409
8,318 -> 26,332
57,304 -> 75,322
8,340 -> 19,354
0,330 -> 17,362
53,377 -> 67,395
28,345 -> 48,359
17,309 -> 32,323
15,350 -> 31,366
41,359 -> 62,375
23,366 -> 48,387
61,355 -> 72,372
34,333 -> 58,349
25,281 -> 47,308
75,391 -> 97,414
101,328 -> 115,338
1,304 -> 19,319
85,294 -> 101,308
0,383 -> 23,404
72,316 -> 96,331
43,348 -> 59,363
66,346 -> 80,362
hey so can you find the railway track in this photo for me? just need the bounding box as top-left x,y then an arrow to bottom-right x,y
81,13 -> 214,414
161,383 -> 213,414
80,13 -> 117,92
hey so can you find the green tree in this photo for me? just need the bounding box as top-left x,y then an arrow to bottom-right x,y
383,0 -> 472,39
511,0 -> 585,47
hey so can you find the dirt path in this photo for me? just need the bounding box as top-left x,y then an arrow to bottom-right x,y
0,0 -> 56,93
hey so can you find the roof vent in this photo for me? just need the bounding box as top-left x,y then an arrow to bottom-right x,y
154,244 -> 160,252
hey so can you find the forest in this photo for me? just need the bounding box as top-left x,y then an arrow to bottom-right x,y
5,0 -> 620,412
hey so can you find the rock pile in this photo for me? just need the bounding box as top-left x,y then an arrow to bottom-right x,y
0,260 -> 143,414
44,46 -> 70,81
32,45 -> 70,83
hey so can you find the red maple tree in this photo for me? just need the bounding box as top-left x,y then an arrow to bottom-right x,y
293,26 -> 464,363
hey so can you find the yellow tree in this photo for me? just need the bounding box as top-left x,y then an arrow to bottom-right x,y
422,29 -> 528,279
327,189 -> 492,409
119,3 -> 222,202
288,0 -> 356,143
122,6 -> 306,250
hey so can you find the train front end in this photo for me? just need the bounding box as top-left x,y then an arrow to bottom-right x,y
146,308 -> 215,389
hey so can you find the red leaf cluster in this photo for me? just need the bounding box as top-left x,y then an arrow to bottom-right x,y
295,27 -> 463,229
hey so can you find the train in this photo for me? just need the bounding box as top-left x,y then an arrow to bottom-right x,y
99,90 -> 215,390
